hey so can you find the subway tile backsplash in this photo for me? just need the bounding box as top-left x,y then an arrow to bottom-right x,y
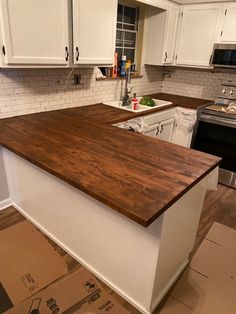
162,67 -> 236,100
1,65 -> 236,119
0,65 -> 162,119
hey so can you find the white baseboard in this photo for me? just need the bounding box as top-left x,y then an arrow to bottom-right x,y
0,198 -> 12,211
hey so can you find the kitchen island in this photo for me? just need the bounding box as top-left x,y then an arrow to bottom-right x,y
0,93 -> 220,314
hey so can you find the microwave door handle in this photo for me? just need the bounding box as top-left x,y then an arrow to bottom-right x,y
200,114 -> 236,128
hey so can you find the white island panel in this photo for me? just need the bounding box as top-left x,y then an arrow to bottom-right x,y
2,148 -> 218,314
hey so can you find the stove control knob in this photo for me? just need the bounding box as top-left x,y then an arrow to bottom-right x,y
229,89 -> 235,95
222,88 -> 227,94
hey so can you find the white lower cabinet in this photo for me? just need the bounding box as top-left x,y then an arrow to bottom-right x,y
172,108 -> 197,148
142,107 -> 197,148
143,108 -> 176,142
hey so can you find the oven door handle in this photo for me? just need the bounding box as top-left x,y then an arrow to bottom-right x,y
200,114 -> 236,128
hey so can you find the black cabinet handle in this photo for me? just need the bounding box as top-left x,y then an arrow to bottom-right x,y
156,125 -> 160,136
75,47 -> 79,62
160,124 -> 164,133
65,46 -> 69,62
164,52 -> 168,62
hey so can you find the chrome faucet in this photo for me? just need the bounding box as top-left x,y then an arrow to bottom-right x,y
122,67 -> 133,106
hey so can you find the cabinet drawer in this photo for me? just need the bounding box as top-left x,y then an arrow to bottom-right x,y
143,108 -> 176,126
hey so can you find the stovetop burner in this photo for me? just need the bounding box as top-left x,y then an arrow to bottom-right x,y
205,103 -> 236,115
202,83 -> 236,120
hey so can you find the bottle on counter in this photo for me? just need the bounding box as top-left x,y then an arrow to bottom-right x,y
120,55 -> 126,77
125,59 -> 132,71
112,52 -> 118,78
131,93 -> 138,110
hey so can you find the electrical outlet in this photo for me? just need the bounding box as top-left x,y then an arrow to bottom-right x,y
74,74 -> 82,85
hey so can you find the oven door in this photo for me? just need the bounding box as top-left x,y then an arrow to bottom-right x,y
193,114 -> 236,188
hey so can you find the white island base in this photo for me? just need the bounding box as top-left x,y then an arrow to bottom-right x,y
2,148 -> 218,314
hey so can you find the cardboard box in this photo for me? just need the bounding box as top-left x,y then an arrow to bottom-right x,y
160,296 -> 193,314
190,239 -> 236,288
206,222 -> 236,251
171,268 -> 236,314
0,221 -> 67,313
7,267 -> 131,314
169,222 -> 236,314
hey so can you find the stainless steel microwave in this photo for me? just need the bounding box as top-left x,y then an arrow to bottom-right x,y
211,44 -> 236,68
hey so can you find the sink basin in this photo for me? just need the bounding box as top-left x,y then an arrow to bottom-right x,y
103,97 -> 172,112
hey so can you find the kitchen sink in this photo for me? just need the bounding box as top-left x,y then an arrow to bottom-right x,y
103,98 -> 172,112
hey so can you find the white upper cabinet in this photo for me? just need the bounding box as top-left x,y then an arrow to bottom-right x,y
0,0 -> 70,66
218,2 -> 236,43
143,2 -> 180,66
175,3 -> 222,67
162,3 -> 180,64
136,0 -> 169,10
73,0 -> 117,65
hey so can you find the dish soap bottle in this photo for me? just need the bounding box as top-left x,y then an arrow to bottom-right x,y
120,55 -> 126,77
132,93 -> 138,110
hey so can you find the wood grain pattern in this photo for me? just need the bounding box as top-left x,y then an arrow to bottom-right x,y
0,94 -> 221,227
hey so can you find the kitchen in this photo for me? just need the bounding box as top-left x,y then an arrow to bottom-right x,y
0,0 -> 235,313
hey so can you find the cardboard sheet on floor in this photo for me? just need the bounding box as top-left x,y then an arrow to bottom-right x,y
171,268 -> 236,314
205,221 -> 236,250
160,297 -> 193,314
190,238 -> 236,287
0,220 -> 67,312
7,267 -> 131,314
170,222 -> 236,314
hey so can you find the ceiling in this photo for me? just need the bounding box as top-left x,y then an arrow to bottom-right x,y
174,0 -> 233,3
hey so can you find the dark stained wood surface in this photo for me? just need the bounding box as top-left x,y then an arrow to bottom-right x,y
0,94 -> 221,227
61,93 -> 212,124
148,93 -> 212,110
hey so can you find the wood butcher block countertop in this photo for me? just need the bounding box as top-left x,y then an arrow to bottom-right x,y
0,93 -> 220,227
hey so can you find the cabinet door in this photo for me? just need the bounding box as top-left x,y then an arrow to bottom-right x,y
176,4 -> 222,67
220,3 -> 236,42
158,118 -> 175,142
143,125 -> 158,138
73,0 -> 117,65
0,0 -> 70,65
163,3 -> 180,64
172,122 -> 193,148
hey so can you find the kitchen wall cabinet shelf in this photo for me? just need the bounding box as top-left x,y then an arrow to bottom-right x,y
73,0 -> 117,65
218,2 -> 236,43
0,0 -> 70,66
175,3 -> 222,68
143,2 -> 180,66
0,0 -> 117,68
144,1 -> 236,69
